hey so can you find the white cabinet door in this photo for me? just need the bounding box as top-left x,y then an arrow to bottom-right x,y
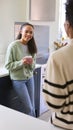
40,64 -> 48,115
29,0 -> 56,21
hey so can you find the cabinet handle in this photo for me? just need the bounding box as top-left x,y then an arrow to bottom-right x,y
34,71 -> 37,75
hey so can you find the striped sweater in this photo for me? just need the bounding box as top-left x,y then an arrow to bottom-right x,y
43,39 -> 73,130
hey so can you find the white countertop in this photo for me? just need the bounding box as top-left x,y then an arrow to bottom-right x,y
0,105 -> 48,130
0,105 -> 63,130
0,66 -> 9,77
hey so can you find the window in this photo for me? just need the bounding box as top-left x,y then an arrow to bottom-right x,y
59,0 -> 66,38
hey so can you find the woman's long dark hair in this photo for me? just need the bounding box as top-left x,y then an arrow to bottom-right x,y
16,22 -> 37,55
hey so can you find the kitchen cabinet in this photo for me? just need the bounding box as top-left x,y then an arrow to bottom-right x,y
0,67 -> 41,117
34,67 -> 41,117
29,0 -> 56,21
0,76 -> 11,106
40,64 -> 48,115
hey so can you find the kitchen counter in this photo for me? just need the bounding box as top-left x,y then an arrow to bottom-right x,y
0,67 -> 9,77
0,105 -> 64,130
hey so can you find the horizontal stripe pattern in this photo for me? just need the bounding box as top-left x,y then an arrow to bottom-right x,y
43,79 -> 73,129
55,114 -> 73,124
43,88 -> 68,98
44,79 -> 73,89
43,41 -> 73,129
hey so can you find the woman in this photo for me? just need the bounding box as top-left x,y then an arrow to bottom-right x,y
43,0 -> 73,129
5,22 -> 37,117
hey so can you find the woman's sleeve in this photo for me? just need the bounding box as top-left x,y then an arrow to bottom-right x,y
43,53 -> 66,112
5,45 -> 23,71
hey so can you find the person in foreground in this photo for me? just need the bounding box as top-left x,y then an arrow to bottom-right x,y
43,0 -> 73,129
5,22 -> 37,117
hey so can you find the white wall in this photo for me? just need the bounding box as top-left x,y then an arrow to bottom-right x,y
0,0 -> 60,65
0,0 -> 26,65
26,0 -> 60,53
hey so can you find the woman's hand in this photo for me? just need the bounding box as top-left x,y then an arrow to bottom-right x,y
22,56 -> 33,65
